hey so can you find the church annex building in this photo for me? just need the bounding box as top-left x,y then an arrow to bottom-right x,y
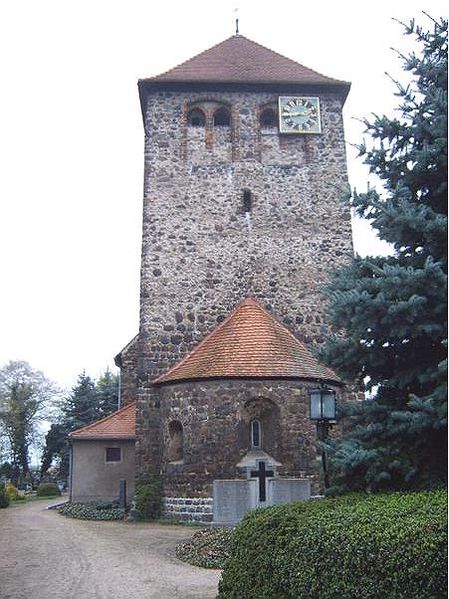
69,34 -> 356,522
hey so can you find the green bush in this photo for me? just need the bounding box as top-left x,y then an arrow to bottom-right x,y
36,482 -> 61,497
0,482 -> 10,508
218,490 -> 448,599
6,483 -> 19,501
58,501 -> 124,520
135,475 -> 163,520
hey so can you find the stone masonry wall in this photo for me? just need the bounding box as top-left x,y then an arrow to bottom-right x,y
134,86 -> 354,484
138,89 -> 353,382
115,335 -> 139,407
144,378 -> 345,497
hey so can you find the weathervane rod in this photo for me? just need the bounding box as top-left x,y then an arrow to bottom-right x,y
234,7 -> 240,35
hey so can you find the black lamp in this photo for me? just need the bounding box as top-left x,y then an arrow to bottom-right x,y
309,386 -> 337,489
309,386 -> 336,423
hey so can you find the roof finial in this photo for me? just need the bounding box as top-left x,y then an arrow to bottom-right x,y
234,7 -> 240,35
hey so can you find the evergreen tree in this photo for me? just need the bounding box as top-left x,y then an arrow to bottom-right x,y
96,369 -> 119,417
321,16 -> 447,492
63,372 -> 99,432
40,423 -> 68,478
40,369 -> 119,478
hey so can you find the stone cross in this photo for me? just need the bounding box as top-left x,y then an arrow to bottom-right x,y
250,461 -> 274,502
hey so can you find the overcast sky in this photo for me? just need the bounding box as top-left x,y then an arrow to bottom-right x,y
0,0 -> 447,391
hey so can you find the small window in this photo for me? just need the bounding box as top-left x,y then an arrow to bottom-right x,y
106,447 -> 121,462
251,420 -> 261,448
243,189 -> 252,213
213,107 -> 231,127
187,108 -> 206,127
260,108 -> 277,129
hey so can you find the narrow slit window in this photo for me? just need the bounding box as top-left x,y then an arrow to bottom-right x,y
251,420 -> 261,448
260,108 -> 277,129
243,189 -> 252,213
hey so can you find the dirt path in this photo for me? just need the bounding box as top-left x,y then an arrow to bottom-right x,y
0,498 -> 220,599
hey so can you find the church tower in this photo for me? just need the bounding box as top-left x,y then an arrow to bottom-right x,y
116,35 -> 354,509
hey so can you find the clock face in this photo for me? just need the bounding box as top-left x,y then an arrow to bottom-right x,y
279,96 -> 321,134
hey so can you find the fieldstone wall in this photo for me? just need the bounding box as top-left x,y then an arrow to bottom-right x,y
136,378 -> 347,497
138,89 -> 353,384
163,496 -> 213,523
114,335 -> 139,407
129,85 -> 355,493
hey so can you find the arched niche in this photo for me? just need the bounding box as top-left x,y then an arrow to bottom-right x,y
167,420 -> 184,462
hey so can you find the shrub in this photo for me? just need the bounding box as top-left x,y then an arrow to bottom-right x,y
36,482 -> 61,497
0,483 -> 10,508
176,528 -> 234,569
135,475 -> 163,520
218,490 -> 448,599
58,501 -> 124,520
5,483 -> 19,501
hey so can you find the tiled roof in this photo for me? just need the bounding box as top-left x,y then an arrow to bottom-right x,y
69,402 -> 136,440
144,35 -> 349,87
154,298 -> 341,384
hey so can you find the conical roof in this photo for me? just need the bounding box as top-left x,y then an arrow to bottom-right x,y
69,402 -> 136,440
143,35 -> 349,88
154,298 -> 341,384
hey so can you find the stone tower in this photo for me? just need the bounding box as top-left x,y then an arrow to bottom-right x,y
116,35 -> 353,503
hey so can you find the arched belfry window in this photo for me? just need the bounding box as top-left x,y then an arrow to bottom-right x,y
260,107 -> 277,129
251,419 -> 261,448
168,420 -> 183,462
243,189 -> 252,213
213,107 -> 231,127
187,108 -> 206,127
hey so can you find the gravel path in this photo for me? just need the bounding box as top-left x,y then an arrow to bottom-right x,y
0,498 -> 220,599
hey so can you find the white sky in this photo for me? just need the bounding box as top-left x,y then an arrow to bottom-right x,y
0,0 -> 447,391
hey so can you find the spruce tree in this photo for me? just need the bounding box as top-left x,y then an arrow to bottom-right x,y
63,372 -> 99,431
96,369 -> 119,417
321,16 -> 447,491
40,369 -> 119,478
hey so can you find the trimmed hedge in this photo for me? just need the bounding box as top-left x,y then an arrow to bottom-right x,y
218,490 -> 447,599
36,482 -> 61,497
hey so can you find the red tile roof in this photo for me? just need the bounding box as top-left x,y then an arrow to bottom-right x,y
144,35 -> 349,88
69,402 -> 136,440
154,298 -> 341,384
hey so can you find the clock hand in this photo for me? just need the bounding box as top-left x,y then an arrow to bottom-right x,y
283,110 -> 313,117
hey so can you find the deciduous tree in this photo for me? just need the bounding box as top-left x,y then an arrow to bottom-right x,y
0,361 -> 57,483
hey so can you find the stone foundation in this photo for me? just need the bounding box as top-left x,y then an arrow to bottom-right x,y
163,496 -> 213,523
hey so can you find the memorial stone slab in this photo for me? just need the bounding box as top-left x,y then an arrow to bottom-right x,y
213,479 -> 258,525
268,478 -> 310,505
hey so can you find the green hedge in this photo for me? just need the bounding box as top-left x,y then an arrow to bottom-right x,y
36,482 -> 61,497
218,490 -> 447,599
135,475 -> 163,520
0,483 -> 9,508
